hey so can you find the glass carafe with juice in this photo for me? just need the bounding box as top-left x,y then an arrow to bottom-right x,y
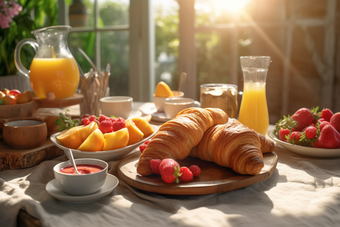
14,25 -> 79,99
238,56 -> 271,135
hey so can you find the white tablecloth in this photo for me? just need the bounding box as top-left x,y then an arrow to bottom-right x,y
1,134 -> 340,227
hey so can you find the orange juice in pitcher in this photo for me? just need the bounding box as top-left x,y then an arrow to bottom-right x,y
29,58 -> 79,99
15,26 -> 79,99
238,56 -> 271,135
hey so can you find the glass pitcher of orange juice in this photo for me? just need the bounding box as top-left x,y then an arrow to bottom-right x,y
238,56 -> 271,135
14,25 -> 79,99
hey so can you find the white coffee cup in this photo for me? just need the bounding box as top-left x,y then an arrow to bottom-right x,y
163,97 -> 195,119
100,96 -> 133,119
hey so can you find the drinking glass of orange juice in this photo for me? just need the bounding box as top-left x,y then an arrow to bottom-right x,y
238,56 -> 271,135
14,26 -> 79,99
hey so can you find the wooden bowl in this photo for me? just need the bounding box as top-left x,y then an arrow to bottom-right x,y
3,119 -> 47,149
0,100 -> 37,119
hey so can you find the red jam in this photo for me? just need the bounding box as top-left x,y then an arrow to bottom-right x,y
60,164 -> 104,175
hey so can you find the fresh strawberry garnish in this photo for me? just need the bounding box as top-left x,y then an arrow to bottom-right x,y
287,131 -> 302,145
330,113 -> 340,134
320,108 -> 333,122
139,144 -> 147,153
313,124 -> 340,149
112,117 -> 126,131
291,107 -> 319,132
319,121 -> 330,131
179,167 -> 193,182
279,128 -> 290,142
99,119 -> 113,134
304,125 -> 318,139
274,107 -> 319,138
298,124 -> 320,147
150,159 -> 161,175
159,158 -> 181,184
144,140 -> 151,145
189,165 -> 201,177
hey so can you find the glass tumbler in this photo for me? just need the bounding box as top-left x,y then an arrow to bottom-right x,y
200,84 -> 238,118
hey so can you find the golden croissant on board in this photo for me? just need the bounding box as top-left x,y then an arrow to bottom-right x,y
137,107 -> 229,176
190,118 -> 275,175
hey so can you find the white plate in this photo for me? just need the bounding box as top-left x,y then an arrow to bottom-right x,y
46,173 -> 119,203
268,129 -> 340,158
50,124 -> 159,161
139,102 -> 201,123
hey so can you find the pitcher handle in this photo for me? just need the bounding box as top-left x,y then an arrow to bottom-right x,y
14,38 -> 39,78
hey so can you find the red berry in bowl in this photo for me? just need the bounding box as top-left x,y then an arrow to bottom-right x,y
112,117 -> 126,131
99,119 -> 113,134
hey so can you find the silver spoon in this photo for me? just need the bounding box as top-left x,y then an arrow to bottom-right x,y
178,72 -> 187,92
64,149 -> 81,175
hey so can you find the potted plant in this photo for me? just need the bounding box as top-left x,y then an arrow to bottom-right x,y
0,0 -> 59,91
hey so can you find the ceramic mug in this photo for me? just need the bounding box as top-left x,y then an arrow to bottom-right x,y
99,96 -> 133,119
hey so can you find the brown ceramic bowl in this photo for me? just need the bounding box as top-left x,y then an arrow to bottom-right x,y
3,119 -> 47,149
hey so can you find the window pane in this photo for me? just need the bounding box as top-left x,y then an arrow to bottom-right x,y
100,31 -> 129,96
68,31 -> 96,74
68,0 -> 94,28
98,0 -> 129,27
154,0 -> 179,91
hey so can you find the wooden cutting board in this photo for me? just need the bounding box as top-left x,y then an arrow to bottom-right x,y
0,139 -> 64,171
118,151 -> 278,195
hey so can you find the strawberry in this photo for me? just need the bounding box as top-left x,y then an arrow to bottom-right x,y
159,158 -> 181,184
189,165 -> 201,177
330,113 -> 340,134
279,128 -> 290,142
99,119 -> 113,134
144,140 -> 151,145
150,159 -> 161,175
139,144 -> 147,153
319,121 -> 330,131
179,167 -> 193,182
274,107 -> 319,137
313,124 -> 340,148
291,108 -> 318,132
112,117 -> 126,131
320,108 -> 333,122
287,131 -> 302,145
304,125 -> 318,139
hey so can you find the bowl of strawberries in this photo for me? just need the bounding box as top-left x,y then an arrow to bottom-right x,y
268,107 -> 340,158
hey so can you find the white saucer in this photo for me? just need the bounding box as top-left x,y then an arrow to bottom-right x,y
139,102 -> 201,122
46,173 -> 119,203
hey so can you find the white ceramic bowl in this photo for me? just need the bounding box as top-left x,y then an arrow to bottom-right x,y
53,158 -> 108,196
50,124 -> 159,161
153,91 -> 184,112
100,96 -> 133,119
164,97 -> 195,119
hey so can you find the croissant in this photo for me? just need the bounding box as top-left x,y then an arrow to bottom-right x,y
137,108 -> 229,176
190,118 -> 270,175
